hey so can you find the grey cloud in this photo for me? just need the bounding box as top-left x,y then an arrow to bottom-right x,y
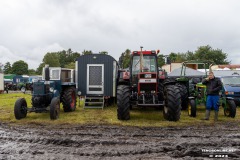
0,0 -> 240,69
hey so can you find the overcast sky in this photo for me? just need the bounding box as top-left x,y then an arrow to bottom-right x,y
0,0 -> 240,70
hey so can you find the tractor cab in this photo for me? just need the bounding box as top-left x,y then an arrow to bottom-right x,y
41,67 -> 75,92
131,52 -> 158,87
129,49 -> 160,105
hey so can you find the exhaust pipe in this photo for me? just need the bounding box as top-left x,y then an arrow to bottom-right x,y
45,64 -> 50,81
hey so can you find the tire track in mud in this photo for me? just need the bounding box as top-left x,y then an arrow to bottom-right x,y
0,123 -> 240,159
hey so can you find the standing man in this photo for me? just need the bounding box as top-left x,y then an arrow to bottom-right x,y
202,71 -> 222,121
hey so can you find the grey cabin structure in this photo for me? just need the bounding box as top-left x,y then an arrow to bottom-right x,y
75,54 -> 118,108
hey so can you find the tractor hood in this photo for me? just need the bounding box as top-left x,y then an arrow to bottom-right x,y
223,84 -> 240,92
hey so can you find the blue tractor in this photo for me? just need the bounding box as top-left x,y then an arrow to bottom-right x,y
14,65 -> 76,120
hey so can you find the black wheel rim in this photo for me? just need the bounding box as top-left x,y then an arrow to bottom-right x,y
20,105 -> 27,115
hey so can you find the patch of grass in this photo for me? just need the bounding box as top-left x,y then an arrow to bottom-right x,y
0,93 -> 240,127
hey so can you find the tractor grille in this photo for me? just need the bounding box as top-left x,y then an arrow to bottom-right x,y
89,66 -> 102,85
140,73 -> 157,78
33,82 -> 45,95
139,83 -> 156,93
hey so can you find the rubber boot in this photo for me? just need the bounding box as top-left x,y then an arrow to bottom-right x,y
202,110 -> 210,120
214,111 -> 218,121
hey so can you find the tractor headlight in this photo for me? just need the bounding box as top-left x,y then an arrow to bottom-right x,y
140,91 -> 145,94
49,87 -> 54,93
21,87 -> 26,93
226,91 -> 234,95
78,91 -> 82,96
151,90 -> 156,94
145,74 -> 151,78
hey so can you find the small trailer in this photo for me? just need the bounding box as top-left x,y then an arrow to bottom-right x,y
0,73 -> 4,93
75,54 -> 118,108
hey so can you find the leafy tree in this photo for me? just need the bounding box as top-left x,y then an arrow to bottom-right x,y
118,53 -> 124,68
3,62 -> 12,74
169,53 -> 177,63
28,69 -> 36,75
12,60 -> 28,75
43,52 -> 60,67
99,51 -> 108,55
169,52 -> 187,63
58,49 -> 80,67
82,50 -> 92,55
175,53 -> 187,62
0,62 -> 3,72
119,49 -> 131,69
165,45 -> 229,65
65,62 -> 75,69
186,51 -> 195,60
37,49 -> 81,74
194,45 -> 229,64
58,50 -> 68,67
157,55 -> 165,67
36,63 -> 45,75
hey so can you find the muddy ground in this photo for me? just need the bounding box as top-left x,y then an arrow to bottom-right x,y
0,122 -> 240,160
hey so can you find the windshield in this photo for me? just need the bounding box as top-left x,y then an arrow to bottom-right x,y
221,77 -> 240,85
132,55 -> 157,73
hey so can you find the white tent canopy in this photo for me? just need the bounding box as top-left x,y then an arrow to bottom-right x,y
168,67 -> 206,77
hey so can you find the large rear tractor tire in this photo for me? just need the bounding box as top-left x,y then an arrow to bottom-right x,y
188,99 -> 196,117
50,97 -> 60,120
14,98 -> 28,120
117,85 -> 130,120
62,87 -> 76,112
177,83 -> 188,110
224,99 -> 236,118
158,81 -> 164,101
163,85 -> 181,121
157,81 -> 164,110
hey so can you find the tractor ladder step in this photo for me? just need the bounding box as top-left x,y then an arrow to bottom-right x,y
83,96 -> 104,109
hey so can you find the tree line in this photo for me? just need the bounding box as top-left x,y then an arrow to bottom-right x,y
1,49 -> 108,75
0,45 -> 229,75
119,45 -> 229,68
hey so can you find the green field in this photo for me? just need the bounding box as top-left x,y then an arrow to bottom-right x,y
0,93 -> 239,127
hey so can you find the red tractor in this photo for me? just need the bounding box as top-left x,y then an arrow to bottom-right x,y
117,47 -> 181,121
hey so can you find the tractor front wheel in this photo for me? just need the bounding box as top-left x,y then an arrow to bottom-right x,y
50,97 -> 60,120
14,98 -> 28,120
117,85 -> 130,120
62,87 -> 76,112
163,85 -> 181,121
188,99 -> 196,117
224,99 -> 236,118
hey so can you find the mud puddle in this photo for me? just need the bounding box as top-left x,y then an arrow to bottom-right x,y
0,122 -> 240,160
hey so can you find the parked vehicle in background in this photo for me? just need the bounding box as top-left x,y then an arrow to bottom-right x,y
218,76 -> 240,107
0,72 -> 4,94
4,74 -> 16,91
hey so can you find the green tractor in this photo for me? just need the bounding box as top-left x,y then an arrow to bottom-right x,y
176,60 -> 236,118
189,79 -> 236,118
14,65 -> 77,120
